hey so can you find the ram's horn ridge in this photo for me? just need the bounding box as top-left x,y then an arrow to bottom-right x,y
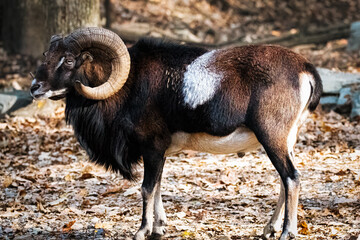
64,27 -> 130,100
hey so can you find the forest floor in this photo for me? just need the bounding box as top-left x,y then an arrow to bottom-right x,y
0,106 -> 359,240
1,0 -> 360,239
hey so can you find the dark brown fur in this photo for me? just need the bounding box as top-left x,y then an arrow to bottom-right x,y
31,37 -> 322,240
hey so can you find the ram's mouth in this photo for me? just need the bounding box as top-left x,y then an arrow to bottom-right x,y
31,93 -> 45,100
49,93 -> 67,100
46,89 -> 68,100
31,89 -> 67,100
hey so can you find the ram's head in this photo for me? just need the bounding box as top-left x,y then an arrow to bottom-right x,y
30,27 -> 130,100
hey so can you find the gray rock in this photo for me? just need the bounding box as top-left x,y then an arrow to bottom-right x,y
317,68 -> 360,94
350,90 -> 360,121
320,96 -> 338,105
336,86 -> 352,113
347,21 -> 360,52
0,90 -> 33,117
11,98 -> 65,118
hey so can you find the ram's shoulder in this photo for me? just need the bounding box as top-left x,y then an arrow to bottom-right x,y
133,38 -> 207,56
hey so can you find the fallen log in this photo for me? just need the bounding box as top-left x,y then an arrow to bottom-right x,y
111,23 -> 351,49
197,23 -> 351,48
243,23 -> 351,48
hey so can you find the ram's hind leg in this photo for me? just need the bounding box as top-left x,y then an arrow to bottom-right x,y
250,115 -> 303,239
253,116 -> 303,240
259,138 -> 300,240
263,180 -> 285,238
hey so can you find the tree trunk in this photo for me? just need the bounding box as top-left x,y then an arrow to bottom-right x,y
1,0 -> 100,57
44,0 -> 100,38
104,0 -> 112,28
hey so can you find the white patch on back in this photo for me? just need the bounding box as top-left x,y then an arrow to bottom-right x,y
182,50 -> 222,108
287,72 -> 313,155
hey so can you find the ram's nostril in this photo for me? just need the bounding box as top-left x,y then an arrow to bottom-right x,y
30,83 -> 41,92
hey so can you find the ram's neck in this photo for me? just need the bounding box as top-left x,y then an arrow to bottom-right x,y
64,93 -> 140,180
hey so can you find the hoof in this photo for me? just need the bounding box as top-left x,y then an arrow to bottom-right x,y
152,225 -> 166,236
237,152 -> 246,158
153,219 -> 167,236
279,231 -> 296,240
149,233 -> 163,240
133,228 -> 152,240
263,224 -> 277,239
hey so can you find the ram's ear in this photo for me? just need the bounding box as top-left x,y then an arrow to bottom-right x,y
82,51 -> 93,62
76,51 -> 93,67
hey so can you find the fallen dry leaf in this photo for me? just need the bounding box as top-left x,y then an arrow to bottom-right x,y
123,187 -> 139,196
48,196 -> 67,206
2,176 -> 12,188
181,230 -> 196,238
37,201 -> 48,213
78,172 -> 94,180
94,221 -> 114,230
102,186 -> 122,197
64,174 -> 72,181
63,220 -> 76,232
299,220 -> 311,235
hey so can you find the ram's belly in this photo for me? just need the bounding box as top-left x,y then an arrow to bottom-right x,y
165,127 -> 261,156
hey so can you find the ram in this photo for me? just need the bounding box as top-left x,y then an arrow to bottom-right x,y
30,27 -> 322,240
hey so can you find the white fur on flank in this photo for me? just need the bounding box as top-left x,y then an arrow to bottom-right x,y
287,72 -> 313,156
182,50 -> 222,109
165,127 -> 261,156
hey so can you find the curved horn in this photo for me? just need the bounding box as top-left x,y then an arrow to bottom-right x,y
63,27 -> 130,100
50,34 -> 63,44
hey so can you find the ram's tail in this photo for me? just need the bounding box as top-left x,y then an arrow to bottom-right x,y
304,63 -> 323,112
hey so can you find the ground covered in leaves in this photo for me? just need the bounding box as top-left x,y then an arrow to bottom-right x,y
0,106 -> 359,239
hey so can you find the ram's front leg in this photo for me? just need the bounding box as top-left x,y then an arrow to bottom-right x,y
134,151 -> 166,240
152,182 -> 167,235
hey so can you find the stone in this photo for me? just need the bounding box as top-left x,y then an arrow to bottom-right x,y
317,67 -> 360,118
350,90 -> 360,121
320,96 -> 338,106
317,68 -> 360,94
347,21 -> 360,52
11,98 -> 65,118
336,86 -> 352,113
71,223 -> 84,230
0,90 -> 33,117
